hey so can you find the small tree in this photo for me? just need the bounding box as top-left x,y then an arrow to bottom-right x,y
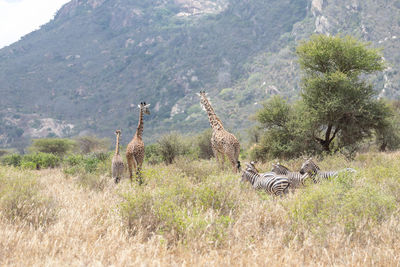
29,138 -> 75,156
297,34 -> 388,152
254,96 -> 318,160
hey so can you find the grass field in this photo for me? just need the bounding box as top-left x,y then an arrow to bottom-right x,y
1,152 -> 400,266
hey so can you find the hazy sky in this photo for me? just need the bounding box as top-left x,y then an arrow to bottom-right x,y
0,0 -> 70,48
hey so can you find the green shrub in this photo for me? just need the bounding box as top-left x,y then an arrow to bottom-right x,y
1,153 -> 22,167
21,153 -> 61,169
0,167 -> 57,228
64,154 -> 85,166
287,172 -> 396,240
29,138 -> 75,156
145,143 -> 163,165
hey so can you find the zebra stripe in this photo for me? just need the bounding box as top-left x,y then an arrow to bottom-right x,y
299,158 -> 356,182
241,166 -> 290,196
271,163 -> 310,188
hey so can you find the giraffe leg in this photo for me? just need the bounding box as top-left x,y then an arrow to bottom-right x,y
132,157 -> 138,182
228,155 -> 238,173
136,160 -> 143,185
219,152 -> 225,170
127,155 -> 134,182
212,146 -> 221,167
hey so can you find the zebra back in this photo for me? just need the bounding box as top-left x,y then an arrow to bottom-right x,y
241,164 -> 290,196
271,163 -> 291,175
300,158 -> 356,182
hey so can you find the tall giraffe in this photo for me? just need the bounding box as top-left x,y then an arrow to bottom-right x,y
198,91 -> 240,172
126,102 -> 150,184
111,130 -> 124,183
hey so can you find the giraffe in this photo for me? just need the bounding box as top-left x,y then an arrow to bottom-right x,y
111,130 -> 124,183
197,90 -> 240,173
126,102 -> 150,184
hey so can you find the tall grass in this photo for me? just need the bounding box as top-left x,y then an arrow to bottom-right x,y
1,152 -> 400,265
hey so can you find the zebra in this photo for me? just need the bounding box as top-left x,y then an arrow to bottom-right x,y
299,158 -> 356,183
241,162 -> 290,196
271,163 -> 311,188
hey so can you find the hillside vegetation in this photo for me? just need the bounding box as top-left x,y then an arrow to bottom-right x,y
0,0 -> 307,148
2,0 -> 400,149
1,150 -> 400,265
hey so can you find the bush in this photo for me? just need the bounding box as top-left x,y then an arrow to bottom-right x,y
287,171 -> 396,240
0,167 -> 58,228
1,154 -> 22,167
144,143 -> 162,165
196,129 -> 214,159
157,133 -> 190,165
63,152 -> 111,176
29,138 -> 75,156
21,153 -> 61,169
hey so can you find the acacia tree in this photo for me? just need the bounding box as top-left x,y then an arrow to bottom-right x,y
297,35 -> 389,153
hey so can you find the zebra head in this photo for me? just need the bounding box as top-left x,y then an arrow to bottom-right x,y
299,158 -> 320,176
271,163 -> 290,175
241,162 -> 259,183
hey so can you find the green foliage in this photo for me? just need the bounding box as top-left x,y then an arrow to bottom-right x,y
30,138 -> 75,156
20,153 -> 61,169
1,154 -> 22,167
1,152 -> 61,169
144,143 -> 163,165
0,167 -> 57,228
287,171 -> 396,238
297,34 -> 388,152
253,96 -> 318,160
63,152 -> 111,176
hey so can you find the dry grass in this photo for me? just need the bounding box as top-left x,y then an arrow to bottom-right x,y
1,152 -> 400,266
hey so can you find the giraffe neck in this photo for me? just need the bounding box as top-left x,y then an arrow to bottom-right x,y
201,97 -> 224,131
135,108 -> 144,139
115,134 -> 120,155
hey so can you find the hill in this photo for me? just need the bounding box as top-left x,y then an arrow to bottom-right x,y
0,0 -> 399,148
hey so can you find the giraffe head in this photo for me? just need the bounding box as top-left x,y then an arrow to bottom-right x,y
138,102 -> 151,115
197,90 -> 208,110
115,129 -> 121,136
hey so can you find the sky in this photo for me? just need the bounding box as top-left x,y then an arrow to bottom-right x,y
0,0 -> 70,49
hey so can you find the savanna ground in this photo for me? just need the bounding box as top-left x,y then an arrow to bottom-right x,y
1,151 -> 400,266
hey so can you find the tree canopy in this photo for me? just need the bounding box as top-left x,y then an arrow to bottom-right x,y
253,35 -> 396,160
297,35 -> 388,153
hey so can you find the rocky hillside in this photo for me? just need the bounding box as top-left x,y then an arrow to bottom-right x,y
0,0 -> 399,148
